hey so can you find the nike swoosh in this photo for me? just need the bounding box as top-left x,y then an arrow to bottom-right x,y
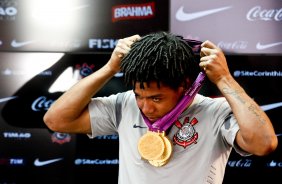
176,6 -> 232,21
34,158 -> 63,167
260,102 -> 282,111
0,96 -> 17,103
256,42 -> 282,50
11,40 -> 35,48
133,124 -> 147,128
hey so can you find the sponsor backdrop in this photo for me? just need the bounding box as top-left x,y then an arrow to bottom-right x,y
0,0 -> 281,183
171,0 -> 282,54
0,0 -> 168,53
169,1 -> 282,183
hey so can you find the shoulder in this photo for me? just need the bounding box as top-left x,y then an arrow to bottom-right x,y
195,94 -> 231,113
116,90 -> 136,106
197,94 -> 227,105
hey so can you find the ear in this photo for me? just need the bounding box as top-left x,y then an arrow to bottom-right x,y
178,78 -> 192,95
183,78 -> 192,90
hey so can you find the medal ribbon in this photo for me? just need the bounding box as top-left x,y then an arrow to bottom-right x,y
142,72 -> 206,132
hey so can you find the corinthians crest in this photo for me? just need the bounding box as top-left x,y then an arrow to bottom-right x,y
173,117 -> 198,148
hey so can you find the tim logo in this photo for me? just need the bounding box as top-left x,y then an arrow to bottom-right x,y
112,2 -> 155,22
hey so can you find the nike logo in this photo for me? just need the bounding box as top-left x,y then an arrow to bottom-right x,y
260,102 -> 282,111
133,124 -> 147,128
176,6 -> 232,21
0,96 -> 17,103
34,158 -> 63,167
11,40 -> 36,48
256,42 -> 282,50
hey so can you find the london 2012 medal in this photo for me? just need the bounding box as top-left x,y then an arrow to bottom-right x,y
149,132 -> 172,167
138,131 -> 165,161
139,71 -> 206,167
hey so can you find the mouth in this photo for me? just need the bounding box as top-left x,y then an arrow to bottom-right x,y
145,116 -> 158,122
140,111 -> 158,122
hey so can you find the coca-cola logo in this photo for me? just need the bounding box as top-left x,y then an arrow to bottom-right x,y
217,41 -> 248,51
227,159 -> 252,168
31,96 -> 55,111
247,6 -> 282,21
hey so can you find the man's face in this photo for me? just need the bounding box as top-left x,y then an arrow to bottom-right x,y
134,81 -> 185,123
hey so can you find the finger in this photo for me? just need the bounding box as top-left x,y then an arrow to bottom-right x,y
200,53 -> 213,62
200,48 -> 206,58
117,52 -> 124,58
128,34 -> 141,42
199,60 -> 210,71
200,47 -> 215,57
115,39 -> 132,58
114,47 -> 128,58
199,54 -> 213,71
116,35 -> 141,58
124,35 -> 141,48
201,40 -> 218,49
115,46 -> 130,58
200,39 -> 220,57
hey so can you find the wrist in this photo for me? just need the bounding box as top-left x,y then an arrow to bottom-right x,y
217,75 -> 244,95
104,62 -> 120,76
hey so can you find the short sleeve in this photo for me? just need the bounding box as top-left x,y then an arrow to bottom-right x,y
221,114 -> 252,156
87,93 -> 119,138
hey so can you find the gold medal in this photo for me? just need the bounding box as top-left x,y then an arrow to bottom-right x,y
138,131 -> 165,160
149,132 -> 173,167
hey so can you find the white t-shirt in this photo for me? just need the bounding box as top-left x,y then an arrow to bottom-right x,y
88,90 -> 249,184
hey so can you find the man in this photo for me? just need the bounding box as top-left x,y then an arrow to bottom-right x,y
43,32 -> 277,184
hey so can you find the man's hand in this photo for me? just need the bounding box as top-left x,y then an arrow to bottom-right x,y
199,40 -> 231,85
108,34 -> 141,73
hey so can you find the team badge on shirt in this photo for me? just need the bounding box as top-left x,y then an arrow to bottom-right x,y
173,117 -> 198,148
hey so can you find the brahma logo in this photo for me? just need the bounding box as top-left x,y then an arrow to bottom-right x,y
112,2 -> 155,22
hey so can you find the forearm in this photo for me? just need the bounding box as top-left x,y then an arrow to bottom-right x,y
217,75 -> 278,155
43,34 -> 141,133
44,63 -> 116,125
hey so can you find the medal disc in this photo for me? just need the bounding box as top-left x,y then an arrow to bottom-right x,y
149,134 -> 172,167
138,131 -> 165,160
149,159 -> 168,167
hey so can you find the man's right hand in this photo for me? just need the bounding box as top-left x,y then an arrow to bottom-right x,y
108,34 -> 141,73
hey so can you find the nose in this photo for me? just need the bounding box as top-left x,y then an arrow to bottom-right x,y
139,99 -> 155,115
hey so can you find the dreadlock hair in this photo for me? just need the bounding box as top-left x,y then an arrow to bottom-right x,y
121,31 -> 201,90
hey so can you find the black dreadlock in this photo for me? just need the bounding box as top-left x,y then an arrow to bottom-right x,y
121,31 -> 201,90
